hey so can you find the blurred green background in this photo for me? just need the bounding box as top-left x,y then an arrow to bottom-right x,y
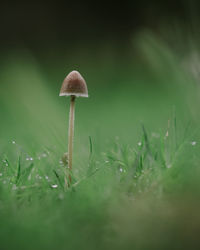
1,0 -> 200,250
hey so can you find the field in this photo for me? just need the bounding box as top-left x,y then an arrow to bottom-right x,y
1,33 -> 200,250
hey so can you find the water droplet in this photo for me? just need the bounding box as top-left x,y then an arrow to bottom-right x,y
26,157 -> 33,161
35,174 -> 42,179
51,184 -> 58,188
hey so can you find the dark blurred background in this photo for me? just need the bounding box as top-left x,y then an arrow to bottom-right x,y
0,0 -> 199,51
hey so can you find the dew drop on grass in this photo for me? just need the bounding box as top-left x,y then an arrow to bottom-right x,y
2,160 -> 8,167
26,157 -> 34,161
51,184 -> 58,188
35,174 -> 42,179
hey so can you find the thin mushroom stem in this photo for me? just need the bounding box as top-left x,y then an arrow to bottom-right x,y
66,95 -> 76,186
60,71 -> 88,187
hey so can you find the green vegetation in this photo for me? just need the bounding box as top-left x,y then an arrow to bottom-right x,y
1,33 -> 200,250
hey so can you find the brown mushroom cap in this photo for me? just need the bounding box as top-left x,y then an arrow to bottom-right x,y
59,70 -> 88,97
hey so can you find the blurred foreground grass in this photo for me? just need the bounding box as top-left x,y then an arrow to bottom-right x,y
0,33 -> 200,249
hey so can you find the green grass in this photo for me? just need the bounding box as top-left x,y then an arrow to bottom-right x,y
1,34 -> 200,250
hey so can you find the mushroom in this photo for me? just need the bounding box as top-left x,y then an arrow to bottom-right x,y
60,70 -> 88,186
